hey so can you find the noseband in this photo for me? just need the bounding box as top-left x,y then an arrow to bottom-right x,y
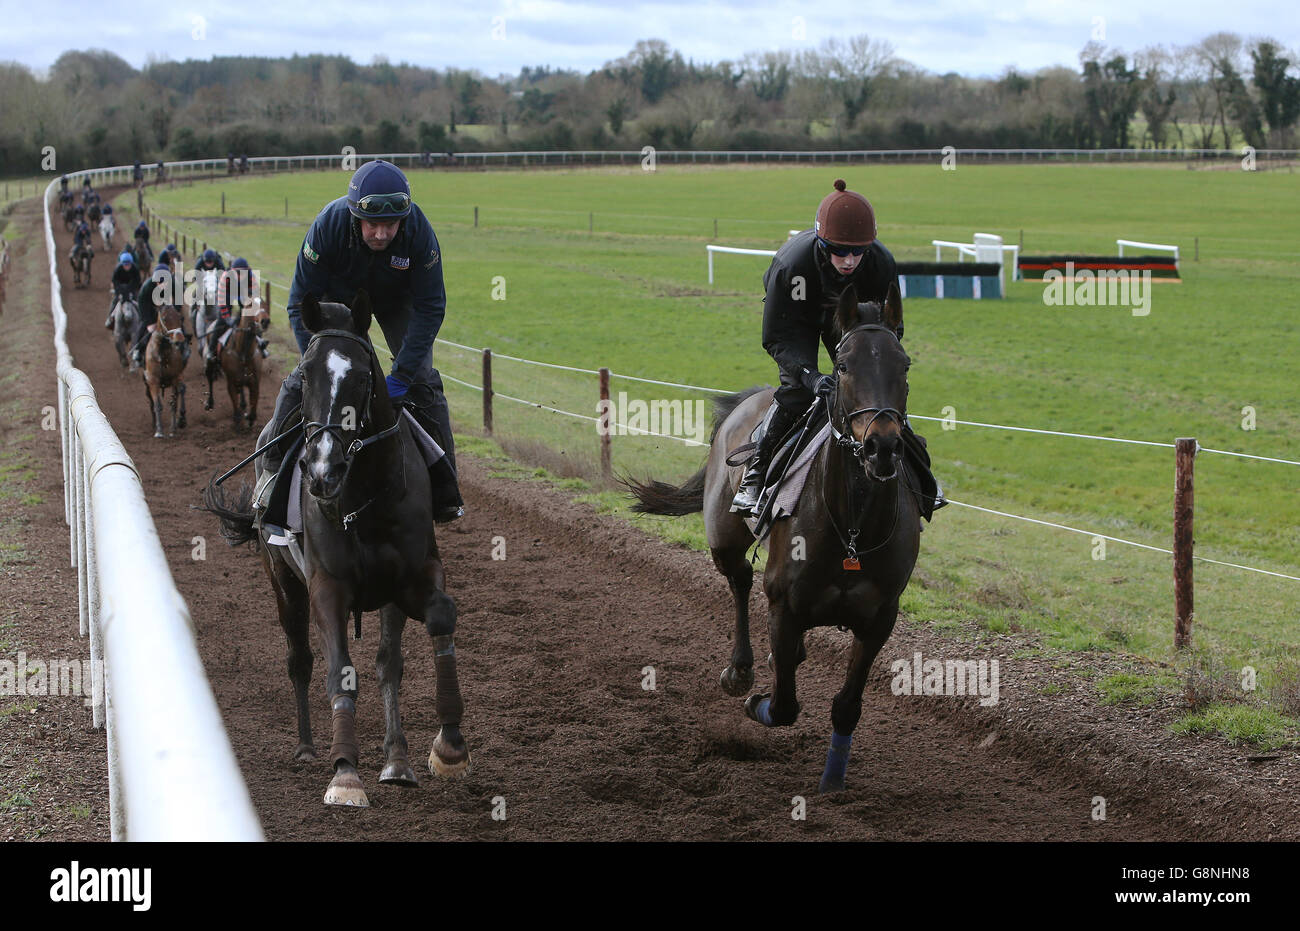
826,323 -> 905,462
302,328 -> 403,528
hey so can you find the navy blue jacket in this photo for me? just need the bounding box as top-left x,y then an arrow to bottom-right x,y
287,197 -> 446,383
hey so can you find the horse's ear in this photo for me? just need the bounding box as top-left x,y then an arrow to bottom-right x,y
883,281 -> 903,334
835,283 -> 860,337
301,292 -> 323,333
351,290 -> 373,336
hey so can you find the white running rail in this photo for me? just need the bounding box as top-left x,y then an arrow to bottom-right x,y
44,169 -> 263,841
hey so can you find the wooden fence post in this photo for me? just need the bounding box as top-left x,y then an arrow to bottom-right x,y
221,191 -> 225,214
482,349 -> 493,435
263,280 -> 270,315
599,367 -> 612,480
1174,437 -> 1197,649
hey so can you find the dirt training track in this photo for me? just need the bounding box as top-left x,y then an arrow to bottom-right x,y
39,189 -> 1299,841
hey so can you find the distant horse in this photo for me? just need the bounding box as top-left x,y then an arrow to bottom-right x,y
132,234 -> 153,270
211,297 -> 269,430
191,267 -> 221,361
70,244 -> 92,288
110,294 -> 141,370
627,285 -> 921,793
99,214 -> 116,252
202,292 -> 470,808
62,203 -> 77,232
142,304 -> 189,437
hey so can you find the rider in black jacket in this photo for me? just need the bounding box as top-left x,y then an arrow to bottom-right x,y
731,179 -> 939,516
253,159 -> 463,523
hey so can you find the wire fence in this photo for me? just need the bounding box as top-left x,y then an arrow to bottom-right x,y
137,164 -> 1300,610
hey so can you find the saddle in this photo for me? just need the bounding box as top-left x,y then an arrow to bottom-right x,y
260,408 -> 449,544
727,404 -> 941,544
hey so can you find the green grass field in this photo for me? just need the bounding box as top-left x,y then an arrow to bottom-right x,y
140,162 -> 1300,734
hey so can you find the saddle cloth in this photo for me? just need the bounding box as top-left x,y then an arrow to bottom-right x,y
743,423 -> 831,538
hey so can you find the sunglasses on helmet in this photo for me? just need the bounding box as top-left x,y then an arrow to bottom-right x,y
354,192 -> 410,215
818,237 -> 867,258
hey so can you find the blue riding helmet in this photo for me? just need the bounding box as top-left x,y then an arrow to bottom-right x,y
202,248 -> 217,264
231,257 -> 249,269
119,252 -> 133,264
346,159 -> 412,220
167,243 -> 176,250
136,220 -> 147,229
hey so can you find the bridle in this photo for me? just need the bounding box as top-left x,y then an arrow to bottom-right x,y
826,323 -> 906,465
821,322 -> 908,567
301,328 -> 404,529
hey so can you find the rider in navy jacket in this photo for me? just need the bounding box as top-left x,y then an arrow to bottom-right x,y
256,159 -> 462,523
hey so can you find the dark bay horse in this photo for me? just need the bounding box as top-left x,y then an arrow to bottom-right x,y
202,292 -> 469,808
628,284 -> 920,793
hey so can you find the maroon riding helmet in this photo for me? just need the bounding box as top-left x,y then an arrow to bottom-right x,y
814,179 -> 877,246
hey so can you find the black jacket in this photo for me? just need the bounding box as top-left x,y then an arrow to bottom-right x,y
761,230 -> 898,392
111,263 -> 142,296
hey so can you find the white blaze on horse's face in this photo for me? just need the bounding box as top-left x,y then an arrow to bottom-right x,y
305,350 -> 354,491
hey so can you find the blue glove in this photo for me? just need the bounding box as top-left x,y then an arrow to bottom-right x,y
385,374 -> 410,401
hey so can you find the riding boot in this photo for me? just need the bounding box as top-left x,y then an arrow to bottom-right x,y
402,386 -> 464,523
257,368 -> 305,479
730,401 -> 801,515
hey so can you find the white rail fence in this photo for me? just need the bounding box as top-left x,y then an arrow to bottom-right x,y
44,167 -> 262,841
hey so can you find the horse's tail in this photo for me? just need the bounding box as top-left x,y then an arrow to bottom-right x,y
199,474 -> 257,546
624,385 -> 769,516
624,465 -> 707,515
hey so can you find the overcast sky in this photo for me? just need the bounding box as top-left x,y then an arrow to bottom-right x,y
3,0 -> 1297,79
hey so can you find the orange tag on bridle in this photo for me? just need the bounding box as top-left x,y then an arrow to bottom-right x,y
843,557 -> 861,571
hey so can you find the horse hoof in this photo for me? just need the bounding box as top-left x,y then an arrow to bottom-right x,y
720,664 -> 754,697
323,770 -> 369,808
293,744 -> 317,763
153,431 -> 163,439
429,732 -> 471,779
204,400 -> 213,411
379,761 -> 420,787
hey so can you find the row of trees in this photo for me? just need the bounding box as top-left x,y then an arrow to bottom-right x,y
2,33 -> 1298,177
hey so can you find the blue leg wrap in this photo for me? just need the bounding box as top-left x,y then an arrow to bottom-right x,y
755,697 -> 775,727
818,731 -> 853,792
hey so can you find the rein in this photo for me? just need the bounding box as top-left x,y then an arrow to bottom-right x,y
302,328 -> 405,530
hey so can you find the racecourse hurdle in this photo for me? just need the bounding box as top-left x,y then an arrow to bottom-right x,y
43,170 -> 263,841
706,243 -> 777,283
1117,238 -> 1179,268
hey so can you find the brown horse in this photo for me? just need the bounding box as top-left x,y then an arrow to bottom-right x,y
142,304 -> 190,437
70,244 -> 92,288
211,297 -> 269,429
627,285 -> 922,793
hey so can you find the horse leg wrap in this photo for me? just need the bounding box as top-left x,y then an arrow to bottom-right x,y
330,695 -> 360,769
433,637 -> 464,726
754,696 -> 775,727
818,731 -> 853,793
